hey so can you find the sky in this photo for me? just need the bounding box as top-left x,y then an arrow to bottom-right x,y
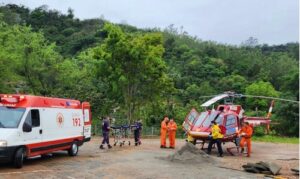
1,0 -> 299,45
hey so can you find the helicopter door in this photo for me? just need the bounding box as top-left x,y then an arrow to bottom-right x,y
225,114 -> 238,136
182,108 -> 199,132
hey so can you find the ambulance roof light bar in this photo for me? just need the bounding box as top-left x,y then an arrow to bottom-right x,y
0,95 -> 26,103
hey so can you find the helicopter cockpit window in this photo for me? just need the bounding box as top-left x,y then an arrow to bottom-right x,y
194,112 -> 208,126
183,122 -> 190,131
202,111 -> 219,127
226,115 -> 237,135
208,111 -> 218,122
188,111 -> 198,124
226,115 -> 236,126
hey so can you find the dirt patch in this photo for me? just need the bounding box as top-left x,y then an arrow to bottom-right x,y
0,138 -> 298,179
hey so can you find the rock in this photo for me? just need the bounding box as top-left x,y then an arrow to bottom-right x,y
243,166 -> 261,173
245,163 -> 257,168
254,163 -> 270,171
257,161 -> 281,175
291,168 -> 299,173
291,168 -> 299,176
258,161 -> 270,169
267,162 -> 281,175
242,161 -> 281,175
242,163 -> 269,171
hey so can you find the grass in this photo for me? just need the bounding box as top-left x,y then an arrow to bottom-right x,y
252,135 -> 299,144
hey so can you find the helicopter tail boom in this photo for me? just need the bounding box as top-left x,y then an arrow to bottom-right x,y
243,117 -> 271,126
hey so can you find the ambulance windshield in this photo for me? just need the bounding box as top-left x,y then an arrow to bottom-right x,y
0,107 -> 25,128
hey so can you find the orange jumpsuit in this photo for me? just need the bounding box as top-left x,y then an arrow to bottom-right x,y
239,125 -> 253,156
168,121 -> 177,148
160,121 -> 168,147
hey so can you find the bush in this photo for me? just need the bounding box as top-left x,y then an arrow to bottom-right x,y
253,126 -> 265,137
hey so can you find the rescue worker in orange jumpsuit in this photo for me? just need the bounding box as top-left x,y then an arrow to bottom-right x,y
167,118 -> 177,149
239,122 -> 253,157
160,116 -> 169,148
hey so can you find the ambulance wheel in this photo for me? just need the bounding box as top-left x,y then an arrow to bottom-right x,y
14,148 -> 25,168
68,141 -> 78,156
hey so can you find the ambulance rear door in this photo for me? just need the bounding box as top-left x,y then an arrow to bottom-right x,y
82,102 -> 91,141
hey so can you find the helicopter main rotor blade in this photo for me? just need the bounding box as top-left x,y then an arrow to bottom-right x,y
198,92 -> 299,107
239,94 -> 299,103
198,95 -> 218,99
201,94 -> 229,107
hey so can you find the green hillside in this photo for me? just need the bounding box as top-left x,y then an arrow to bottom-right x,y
0,4 -> 298,136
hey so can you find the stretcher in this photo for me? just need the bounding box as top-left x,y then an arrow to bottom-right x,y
111,125 -> 132,147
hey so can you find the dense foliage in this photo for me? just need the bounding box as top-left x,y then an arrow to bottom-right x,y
0,4 -> 298,136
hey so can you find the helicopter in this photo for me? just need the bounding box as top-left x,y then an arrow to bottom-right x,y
182,91 -> 298,150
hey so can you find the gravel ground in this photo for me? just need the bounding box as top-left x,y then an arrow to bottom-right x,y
0,137 -> 298,179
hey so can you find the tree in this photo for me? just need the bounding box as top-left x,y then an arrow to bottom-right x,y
218,75 -> 248,93
0,21 -> 61,94
85,23 -> 171,122
241,37 -> 258,47
245,81 -> 279,110
272,70 -> 299,136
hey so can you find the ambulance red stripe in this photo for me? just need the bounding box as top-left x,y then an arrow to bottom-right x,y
27,136 -> 84,157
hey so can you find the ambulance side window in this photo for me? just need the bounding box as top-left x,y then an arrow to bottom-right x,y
84,109 -> 90,122
24,111 -> 32,127
31,110 -> 40,127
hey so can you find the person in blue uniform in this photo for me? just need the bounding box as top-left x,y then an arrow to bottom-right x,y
133,120 -> 143,146
100,116 -> 112,149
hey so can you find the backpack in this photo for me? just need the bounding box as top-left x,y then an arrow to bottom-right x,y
219,125 -> 226,135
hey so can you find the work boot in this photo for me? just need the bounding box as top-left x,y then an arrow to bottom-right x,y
108,145 -> 112,149
99,145 -> 104,149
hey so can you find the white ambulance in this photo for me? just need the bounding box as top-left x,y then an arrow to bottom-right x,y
0,94 -> 92,168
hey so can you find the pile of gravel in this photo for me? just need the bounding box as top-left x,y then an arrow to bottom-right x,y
166,142 -> 217,165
